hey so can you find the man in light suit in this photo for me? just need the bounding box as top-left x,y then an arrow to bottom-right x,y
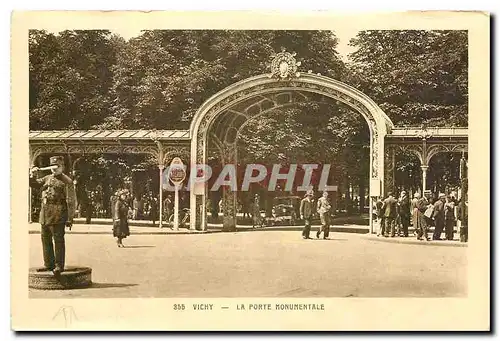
316,191 -> 332,239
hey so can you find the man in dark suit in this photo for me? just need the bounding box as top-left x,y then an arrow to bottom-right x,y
300,190 -> 314,239
29,156 -> 75,275
398,191 -> 411,237
432,193 -> 446,240
382,192 -> 398,237
375,197 -> 385,236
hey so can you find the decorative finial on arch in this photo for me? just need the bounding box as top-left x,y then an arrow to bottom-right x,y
268,47 -> 301,80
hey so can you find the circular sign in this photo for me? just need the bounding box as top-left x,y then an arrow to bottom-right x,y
168,157 -> 186,184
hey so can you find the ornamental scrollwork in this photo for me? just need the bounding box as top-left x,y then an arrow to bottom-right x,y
391,144 -> 424,164
268,48 -> 301,80
29,142 -> 163,162
163,146 -> 190,165
195,77 -> 386,182
384,145 -> 396,195
29,146 -> 43,166
195,194 -> 204,230
426,144 -> 468,165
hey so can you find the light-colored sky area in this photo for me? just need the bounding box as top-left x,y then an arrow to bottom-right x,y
108,27 -> 360,60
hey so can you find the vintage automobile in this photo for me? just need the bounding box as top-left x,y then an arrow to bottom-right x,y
270,196 -> 301,226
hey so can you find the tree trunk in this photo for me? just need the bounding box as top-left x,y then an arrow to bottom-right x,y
345,177 -> 351,214
359,179 -> 366,213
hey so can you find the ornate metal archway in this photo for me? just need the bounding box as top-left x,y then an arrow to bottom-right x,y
28,56 -> 469,234
189,51 -> 395,231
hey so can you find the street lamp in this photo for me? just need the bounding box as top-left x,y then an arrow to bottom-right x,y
416,126 -> 433,194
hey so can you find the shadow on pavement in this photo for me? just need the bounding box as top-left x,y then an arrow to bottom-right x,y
90,283 -> 138,289
121,245 -> 155,248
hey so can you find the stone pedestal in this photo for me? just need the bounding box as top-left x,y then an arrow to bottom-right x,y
29,266 -> 92,290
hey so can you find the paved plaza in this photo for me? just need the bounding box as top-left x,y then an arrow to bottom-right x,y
29,228 -> 467,298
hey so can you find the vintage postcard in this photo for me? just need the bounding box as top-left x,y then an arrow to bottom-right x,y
11,11 -> 490,331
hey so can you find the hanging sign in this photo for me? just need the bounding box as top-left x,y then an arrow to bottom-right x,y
168,157 -> 186,185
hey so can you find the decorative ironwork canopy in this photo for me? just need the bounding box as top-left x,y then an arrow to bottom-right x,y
29,130 -> 190,141
29,129 -> 191,167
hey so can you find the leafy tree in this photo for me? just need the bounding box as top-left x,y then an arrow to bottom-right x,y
348,30 -> 468,193
110,30 -> 346,129
348,30 -> 468,127
29,29 -> 468,216
29,30 -> 120,130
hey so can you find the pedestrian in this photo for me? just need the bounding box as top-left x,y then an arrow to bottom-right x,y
113,189 -> 131,247
29,156 -> 75,275
242,193 -> 250,219
398,191 -> 411,237
375,196 -> 385,236
133,196 -> 138,220
316,191 -> 332,239
252,194 -> 264,228
150,197 -> 159,225
457,197 -> 468,242
444,195 -> 456,240
110,193 -> 117,221
423,190 -> 435,229
410,192 -> 419,236
432,193 -> 446,240
382,192 -> 398,237
82,188 -> 92,224
163,194 -> 173,222
300,190 -> 314,239
133,195 -> 144,220
412,192 -> 430,240
395,199 -> 402,236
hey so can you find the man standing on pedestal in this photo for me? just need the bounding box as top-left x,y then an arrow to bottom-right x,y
29,156 -> 75,275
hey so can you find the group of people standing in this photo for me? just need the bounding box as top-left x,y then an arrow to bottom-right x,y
376,190 -> 461,241
300,190 -> 332,240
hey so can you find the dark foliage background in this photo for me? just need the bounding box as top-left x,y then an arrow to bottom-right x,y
29,29 -> 468,214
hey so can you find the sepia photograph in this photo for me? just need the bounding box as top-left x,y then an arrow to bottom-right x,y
11,11 -> 489,330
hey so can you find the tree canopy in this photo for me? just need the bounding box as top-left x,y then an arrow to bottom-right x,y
348,30 -> 467,127
29,29 -> 468,200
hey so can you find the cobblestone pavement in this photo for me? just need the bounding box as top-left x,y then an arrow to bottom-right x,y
29,230 -> 467,298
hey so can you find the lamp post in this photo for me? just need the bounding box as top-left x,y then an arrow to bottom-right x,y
417,126 -> 433,194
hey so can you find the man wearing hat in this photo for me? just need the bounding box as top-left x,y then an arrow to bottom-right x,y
382,192 -> 398,237
316,191 -> 332,239
432,193 -> 446,240
29,156 -> 76,275
300,190 -> 314,239
398,191 -> 411,237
